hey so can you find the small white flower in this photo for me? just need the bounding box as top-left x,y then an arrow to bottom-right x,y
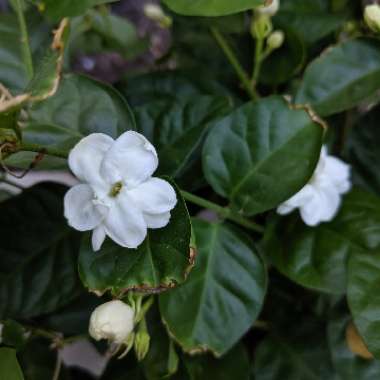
364,4 -> 380,33
256,0 -> 280,16
64,131 -> 177,251
89,300 -> 134,344
277,146 -> 351,226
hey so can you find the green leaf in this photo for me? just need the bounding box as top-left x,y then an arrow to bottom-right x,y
184,343 -> 250,380
160,219 -> 267,356
348,251 -> 380,359
264,189 -> 380,294
0,14 -> 29,93
0,348 -> 24,380
78,180 -> 192,294
202,96 -> 324,216
0,183 -> 82,319
42,0 -> 118,20
296,38 -> 380,116
1,320 -> 27,351
253,323 -> 335,379
274,0 -> 349,46
6,74 -> 135,169
328,314 -> 380,379
347,104 -> 380,195
121,70 -> 231,107
162,0 -> 264,16
134,96 -> 232,179
85,9 -> 148,59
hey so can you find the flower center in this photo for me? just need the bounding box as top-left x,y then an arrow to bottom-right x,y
109,181 -> 123,197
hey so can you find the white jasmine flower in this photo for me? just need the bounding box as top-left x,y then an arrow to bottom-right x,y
364,4 -> 380,33
89,300 -> 134,344
64,131 -> 177,251
277,146 -> 351,226
256,0 -> 280,16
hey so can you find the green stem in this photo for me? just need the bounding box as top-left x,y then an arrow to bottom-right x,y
181,190 -> 264,234
210,27 -> 258,101
252,37 -> 264,85
20,143 -> 68,159
14,0 -> 34,80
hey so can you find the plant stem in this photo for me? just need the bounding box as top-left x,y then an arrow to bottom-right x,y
20,143 -> 68,159
52,354 -> 62,380
210,27 -> 258,101
14,0 -> 34,80
181,190 -> 264,234
252,37 -> 264,85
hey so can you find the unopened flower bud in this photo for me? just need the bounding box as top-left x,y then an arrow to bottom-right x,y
364,4 -> 380,33
256,0 -> 280,17
267,30 -> 285,50
89,300 -> 134,344
144,3 -> 172,28
251,14 -> 273,40
134,319 -> 150,361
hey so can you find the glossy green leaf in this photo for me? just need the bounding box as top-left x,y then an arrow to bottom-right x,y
347,104 -> 380,195
160,219 -> 267,356
78,181 -> 192,294
184,343 -> 250,380
348,251 -> 380,359
162,0 -> 264,16
274,0 -> 348,46
134,96 -> 232,178
6,74 -> 135,169
0,14 -> 28,93
203,96 -> 324,215
254,324 -> 335,379
296,38 -> 380,116
1,320 -> 27,351
264,189 -> 380,294
328,315 -> 380,379
0,183 -> 82,319
42,0 -> 118,20
0,348 -> 24,380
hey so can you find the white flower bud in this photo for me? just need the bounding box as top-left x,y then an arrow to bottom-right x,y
364,4 -> 380,33
256,0 -> 280,16
144,3 -> 172,28
89,300 -> 134,344
267,30 -> 285,50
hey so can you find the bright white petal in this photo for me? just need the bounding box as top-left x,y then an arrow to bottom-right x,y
277,184 -> 315,216
92,225 -> 106,251
128,178 -> 177,215
68,133 -> 114,193
100,131 -> 158,187
104,193 -> 147,249
64,184 -> 104,231
143,211 -> 171,229
324,156 -> 351,194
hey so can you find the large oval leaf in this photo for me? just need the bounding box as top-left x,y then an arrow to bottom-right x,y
6,74 -> 135,169
0,183 -> 82,319
162,0 -> 264,16
159,219 -> 267,356
264,189 -> 380,294
202,96 -> 324,216
78,181 -> 192,295
296,38 -> 380,116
